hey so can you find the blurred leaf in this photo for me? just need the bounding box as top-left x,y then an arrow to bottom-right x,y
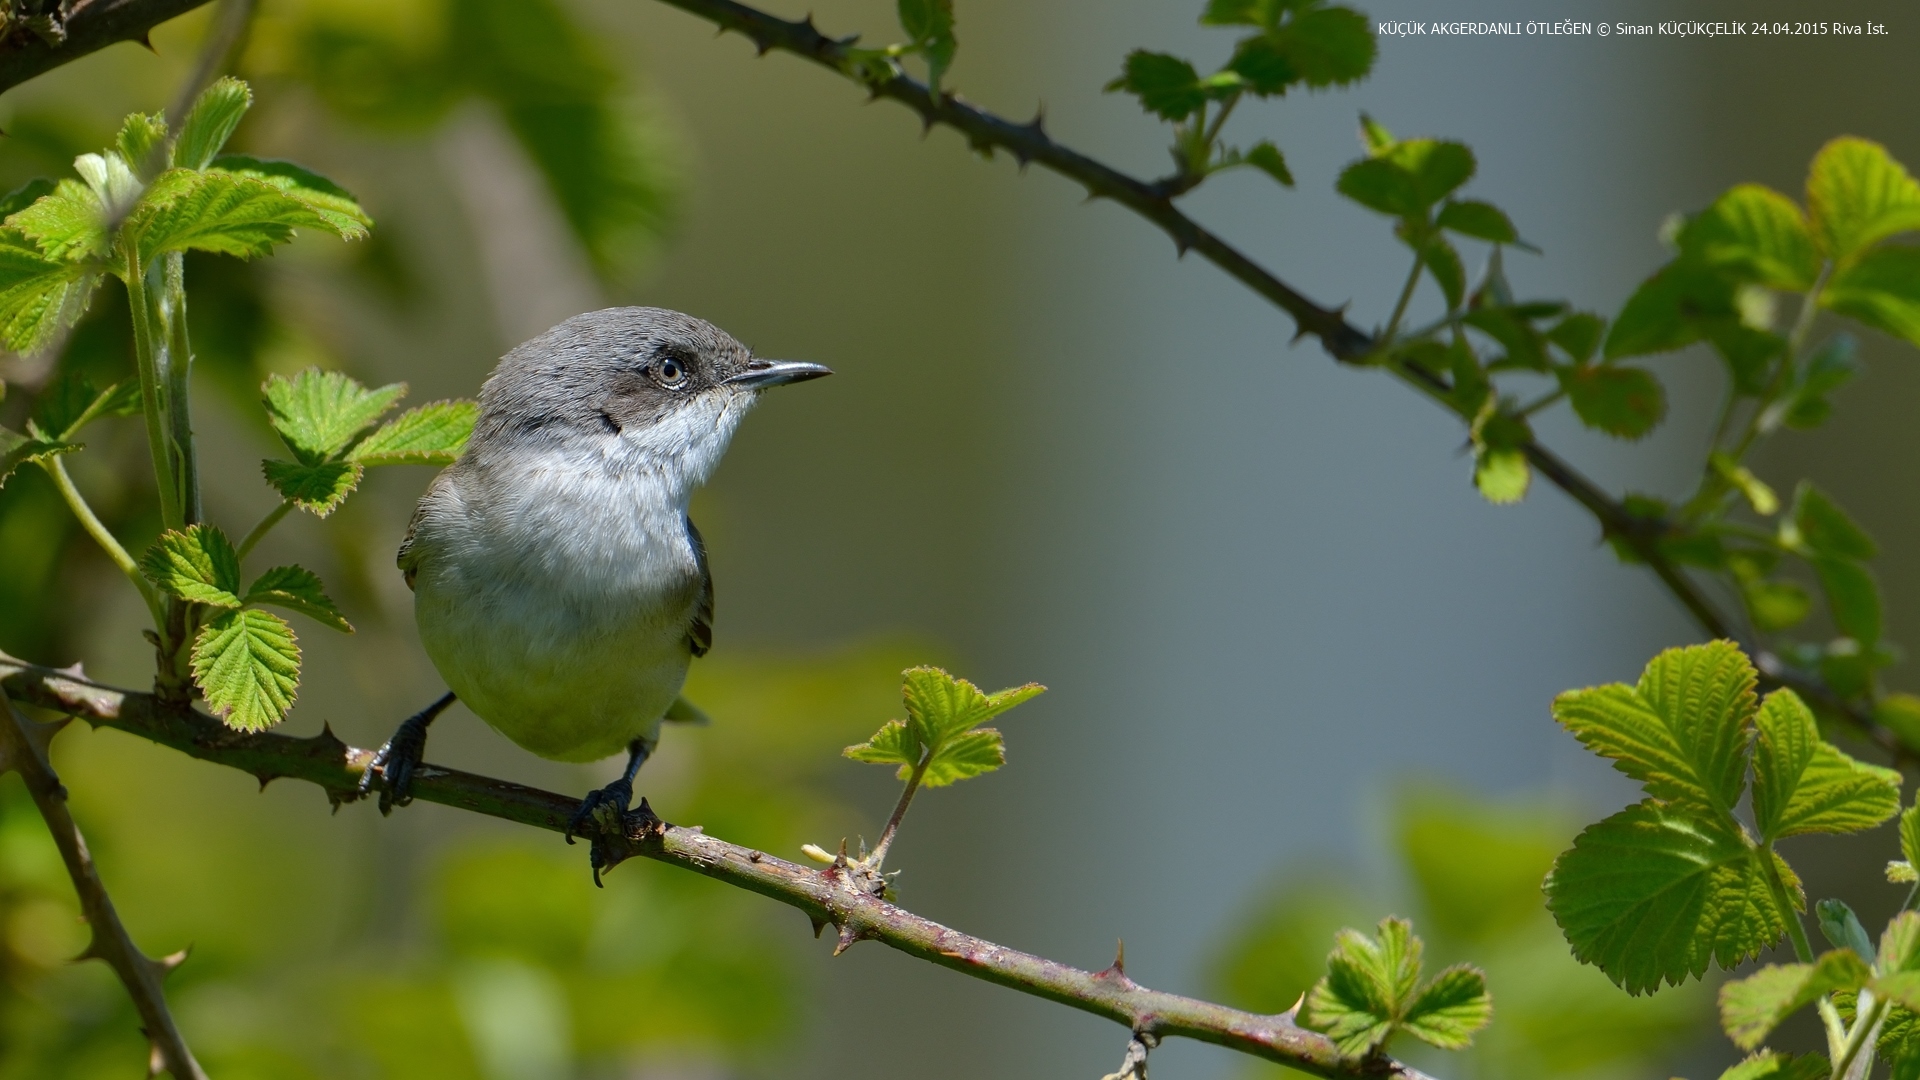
1270,5 -> 1375,88
261,459 -> 363,517
1200,0 -> 1272,27
30,369 -> 137,440
140,524 -> 243,607
898,0 -> 956,91
1710,453 -> 1778,515
1338,139 -> 1475,219
1717,1051 -> 1832,1080
262,368 -> 406,464
208,156 -> 371,238
0,178 -> 55,219
1225,37 -> 1294,95
1817,898 -> 1874,963
1545,799 -> 1790,994
1559,364 -> 1665,439
1234,140 -> 1293,186
1778,335 -> 1860,430
1419,232 -> 1464,309
243,565 -> 352,633
1473,445 -> 1527,504
1436,198 -> 1517,244
348,400 -> 477,466
0,227 -> 99,353
1805,136 -> 1920,261
1720,952 -> 1870,1050
1813,555 -> 1882,645
191,607 -> 300,731
1743,579 -> 1811,632
1358,112 -> 1395,155
1791,483 -> 1876,561
175,77 -> 252,171
1208,876 -> 1370,1013
1751,689 -> 1899,840
1684,184 -> 1820,291
1551,640 -> 1755,815
1822,245 -> 1920,347
1605,260 -> 1739,360
1906,802 -> 1920,868
115,111 -> 169,178
0,426 -> 77,488
1106,51 -> 1207,121
1397,789 -> 1562,944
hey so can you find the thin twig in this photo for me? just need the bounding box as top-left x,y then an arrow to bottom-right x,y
0,686 -> 205,1080
0,654 -> 1436,1080
864,749 -> 929,872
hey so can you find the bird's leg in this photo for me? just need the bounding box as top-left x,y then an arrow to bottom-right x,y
358,692 -> 456,815
566,737 -> 653,855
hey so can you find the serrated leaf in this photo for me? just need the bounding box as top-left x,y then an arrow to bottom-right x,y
7,178 -> 108,262
191,608 -> 300,732
1684,184 -> 1820,291
243,565 -> 352,632
0,425 -> 78,487
1472,446 -> 1527,504
1823,245 -> 1920,347
921,727 -> 1005,787
1420,233 -> 1465,310
126,168 -> 344,265
1546,313 -> 1606,364
1790,483 -> 1875,560
1806,136 -> 1920,261
1891,861 -> 1918,884
1271,5 -> 1376,88
262,459 -> 363,517
175,77 -> 251,171
1399,965 -> 1491,1050
72,151 -> 140,219
902,666 -> 1044,744
1240,141 -> 1293,187
1338,139 -> 1475,219
346,400 -> 476,465
0,178 -> 55,220
1199,0 -> 1268,27
207,155 -> 371,238
843,718 -> 920,771
1301,917 -> 1421,1057
1560,364 -> 1665,439
1545,800 -> 1789,994
116,111 -> 169,178
1882,911 -> 1920,974
32,371 -> 139,441
1753,688 -> 1899,841
1358,112 -> 1395,156
1106,51 -> 1207,121
1718,1051 -> 1832,1080
1720,951 -> 1872,1050
1436,199 -> 1518,244
897,0 -> 955,90
1903,803 -> 1920,869
0,228 -> 100,353
262,368 -> 407,463
1605,260 -> 1740,360
140,525 -> 242,606
1743,580 -> 1811,632
1551,641 -> 1756,815
1225,37 -> 1294,95
1814,556 -> 1882,645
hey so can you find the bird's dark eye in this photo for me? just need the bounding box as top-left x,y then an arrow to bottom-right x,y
656,356 -> 689,387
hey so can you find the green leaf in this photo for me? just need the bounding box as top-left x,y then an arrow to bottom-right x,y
8,178 -> 109,262
1719,951 -> 1872,1050
1337,139 -> 1476,219
1551,641 -> 1756,816
1753,689 -> 1900,841
140,524 -> 243,607
1814,556 -> 1883,645
1239,141 -> 1293,187
902,666 -> 1044,744
1791,483 -> 1876,560
191,608 -> 300,732
207,155 -> 372,238
843,718 -> 918,768
1778,335 -> 1860,430
243,565 -> 352,633
1106,51 -> 1207,121
1225,37 -> 1295,95
1717,1051 -> 1832,1080
1472,446 -> 1527,504
920,728 -> 1005,787
1710,453 -> 1779,515
175,77 -> 253,171
1806,136 -> 1920,261
262,368 -> 407,463
1816,899 -> 1875,963
0,178 -> 55,220
897,0 -> 955,90
1271,5 -> 1376,88
846,668 -> 1043,787
1420,233 -> 1465,310
1883,910 -> 1920,974
1544,800 -> 1790,994
0,425 -> 78,488
1604,261 -> 1739,360
261,459 -> 364,517
1399,965 -> 1492,1050
347,400 -> 477,465
1300,917 -> 1420,1057
31,371 -> 139,441
1199,0 -> 1271,27
1822,245 -> 1920,347
71,151 -> 140,219
1358,112 -> 1395,156
1904,802 -> 1920,869
1436,199 -> 1518,244
1743,579 -> 1811,632
116,111 -> 170,178
1559,364 -> 1665,439
0,228 -> 100,353
1684,184 -> 1820,291
126,168 -> 346,265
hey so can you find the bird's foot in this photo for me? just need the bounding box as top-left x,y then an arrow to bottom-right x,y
566,776 -> 634,848
358,715 -> 431,814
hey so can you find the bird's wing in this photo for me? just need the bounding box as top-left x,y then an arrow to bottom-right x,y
686,515 -> 713,658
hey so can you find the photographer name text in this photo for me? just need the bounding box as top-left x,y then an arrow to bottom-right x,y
1377,20 -> 1890,38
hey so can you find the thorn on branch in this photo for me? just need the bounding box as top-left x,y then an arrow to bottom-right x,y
136,31 -> 156,54
833,921 -> 863,956
1101,1031 -> 1158,1080
1097,940 -> 1138,990
810,915 -> 828,938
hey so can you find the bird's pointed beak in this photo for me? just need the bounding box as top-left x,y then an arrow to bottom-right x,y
726,359 -> 833,389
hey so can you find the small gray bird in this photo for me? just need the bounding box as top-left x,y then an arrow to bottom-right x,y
360,307 -> 829,856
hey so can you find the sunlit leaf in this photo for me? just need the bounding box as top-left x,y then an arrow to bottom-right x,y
262,368 -> 406,464
1472,446 -> 1527,504
209,155 -> 371,238
1806,136 -> 1920,261
31,370 -> 139,440
1300,917 -> 1419,1056
0,228 -> 99,354
191,607 -> 300,731
1684,184 -> 1819,291
1751,689 -> 1900,841
126,168 -> 344,265
1436,198 -> 1518,244
1823,245 -> 1920,348
1717,1050 -> 1831,1080
1720,951 -> 1871,1050
140,524 -> 243,607
1105,51 -> 1207,121
7,179 -> 108,261
1790,482 -> 1876,561
244,565 -> 353,633
116,111 -> 169,178
1400,965 -> 1492,1050
346,400 -> 476,465
176,77 -> 252,171
262,458 -> 363,517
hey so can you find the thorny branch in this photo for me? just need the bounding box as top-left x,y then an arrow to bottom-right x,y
640,0 -> 1907,763
0,653 -> 1436,1080
0,686 -> 205,1080
0,0 -> 214,95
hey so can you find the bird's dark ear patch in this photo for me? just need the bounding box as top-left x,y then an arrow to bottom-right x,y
597,410 -> 621,435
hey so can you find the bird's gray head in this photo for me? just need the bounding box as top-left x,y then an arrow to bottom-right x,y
469,307 -> 829,490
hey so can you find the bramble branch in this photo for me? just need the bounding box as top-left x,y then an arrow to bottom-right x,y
0,653 -> 1436,1080
0,687 -> 205,1080
640,0 -> 1907,764
0,0 -> 214,94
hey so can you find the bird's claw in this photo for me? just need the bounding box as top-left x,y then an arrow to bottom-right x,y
566,776 -> 634,848
358,718 -> 429,815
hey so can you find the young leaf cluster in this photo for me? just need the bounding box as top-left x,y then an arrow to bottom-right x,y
845,666 -> 1043,787
260,369 -> 476,517
841,0 -> 959,96
1296,916 -> 1491,1058
1544,642 -> 1901,997
1105,0 -> 1375,190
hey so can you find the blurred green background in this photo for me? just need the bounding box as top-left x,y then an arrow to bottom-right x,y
0,0 -> 1914,1077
